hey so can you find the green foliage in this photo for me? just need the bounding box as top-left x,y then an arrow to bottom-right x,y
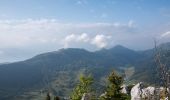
2,43 -> 169,99
70,74 -> 94,100
100,71 -> 130,100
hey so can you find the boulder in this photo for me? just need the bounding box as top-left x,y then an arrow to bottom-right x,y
130,82 -> 170,100
131,82 -> 144,100
142,86 -> 155,99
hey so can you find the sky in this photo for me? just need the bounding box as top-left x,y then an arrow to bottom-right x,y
0,0 -> 170,62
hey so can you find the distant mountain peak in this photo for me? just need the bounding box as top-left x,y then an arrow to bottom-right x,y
57,48 -> 90,53
109,45 -> 133,52
112,45 -> 128,49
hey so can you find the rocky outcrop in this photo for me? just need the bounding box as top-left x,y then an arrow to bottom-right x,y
131,82 -> 157,100
142,86 -> 155,99
131,82 -> 144,100
121,84 -> 128,94
130,82 -> 169,100
84,82 -> 169,100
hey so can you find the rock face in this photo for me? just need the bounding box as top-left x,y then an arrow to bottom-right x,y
131,82 -> 144,100
130,82 -> 170,100
142,86 -> 155,99
131,82 -> 157,100
121,84 -> 128,94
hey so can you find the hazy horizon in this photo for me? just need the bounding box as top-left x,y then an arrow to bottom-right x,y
0,0 -> 170,62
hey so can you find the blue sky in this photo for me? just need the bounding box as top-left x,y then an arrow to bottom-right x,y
0,0 -> 170,62
1,0 -> 170,23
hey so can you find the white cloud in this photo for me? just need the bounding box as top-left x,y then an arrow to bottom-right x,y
161,31 -> 170,37
91,34 -> 111,48
0,18 -> 152,62
64,34 -> 76,47
77,33 -> 90,42
0,18 -> 145,51
63,33 -> 90,48
0,18 -> 144,51
63,33 -> 111,48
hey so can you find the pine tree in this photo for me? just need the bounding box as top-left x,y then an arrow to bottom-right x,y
100,70 -> 130,100
70,74 -> 94,100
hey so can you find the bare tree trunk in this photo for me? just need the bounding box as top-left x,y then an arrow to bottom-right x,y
154,40 -> 170,99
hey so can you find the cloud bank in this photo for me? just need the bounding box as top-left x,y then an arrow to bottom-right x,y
63,33 -> 112,48
0,19 -> 135,49
0,19 -> 169,62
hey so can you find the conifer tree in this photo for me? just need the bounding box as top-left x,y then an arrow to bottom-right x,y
70,74 -> 94,100
100,70 -> 130,100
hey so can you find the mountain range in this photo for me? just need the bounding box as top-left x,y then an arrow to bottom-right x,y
0,43 -> 170,100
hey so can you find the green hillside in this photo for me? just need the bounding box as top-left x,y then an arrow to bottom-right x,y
0,43 -> 170,100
